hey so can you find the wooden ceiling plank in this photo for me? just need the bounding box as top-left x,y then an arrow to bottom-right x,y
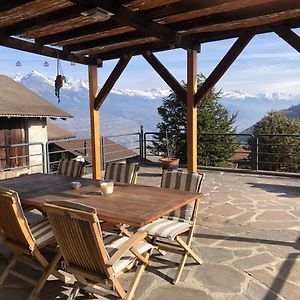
0,5 -> 87,37
274,26 -> 300,53
144,0 -> 277,24
143,52 -> 186,103
70,0 -> 197,50
64,31 -> 146,52
36,20 -> 126,45
177,5 -> 300,35
0,36 -> 93,65
194,30 -> 255,106
94,55 -> 132,110
0,0 -> 36,12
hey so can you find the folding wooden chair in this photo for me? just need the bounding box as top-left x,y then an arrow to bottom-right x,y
139,170 -> 205,284
104,162 -> 139,184
43,200 -> 154,300
57,159 -> 85,177
0,188 -> 63,300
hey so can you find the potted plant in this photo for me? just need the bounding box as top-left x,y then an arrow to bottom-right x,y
159,132 -> 180,171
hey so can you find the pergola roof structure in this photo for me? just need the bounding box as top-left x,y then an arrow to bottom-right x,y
1,0 -> 300,178
2,0 -> 300,63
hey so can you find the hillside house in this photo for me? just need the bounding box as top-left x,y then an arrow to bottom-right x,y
0,75 -> 72,179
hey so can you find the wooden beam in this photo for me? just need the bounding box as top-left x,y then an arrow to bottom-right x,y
70,0 -> 198,50
88,65 -> 102,180
64,31 -> 146,52
194,30 -> 255,106
143,52 -> 186,103
94,55 -> 131,110
274,26 -> 300,53
36,20 -> 125,45
0,36 -> 94,65
187,50 -> 198,173
0,0 -> 36,12
177,2 -> 300,35
0,5 -> 87,36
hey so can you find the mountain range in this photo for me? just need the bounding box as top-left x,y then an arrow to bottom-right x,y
13,71 -> 300,137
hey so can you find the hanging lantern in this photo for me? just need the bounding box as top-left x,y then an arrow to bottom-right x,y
16,61 -> 21,67
44,61 -> 49,67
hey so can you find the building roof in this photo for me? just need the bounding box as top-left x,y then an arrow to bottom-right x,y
53,138 -> 138,163
0,75 -> 72,119
47,123 -> 76,140
0,1 -> 299,64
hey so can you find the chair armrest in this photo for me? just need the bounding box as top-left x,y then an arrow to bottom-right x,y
107,231 -> 147,266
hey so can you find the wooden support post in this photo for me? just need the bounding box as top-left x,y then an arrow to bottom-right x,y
187,50 -> 198,173
88,65 -> 102,180
274,26 -> 300,53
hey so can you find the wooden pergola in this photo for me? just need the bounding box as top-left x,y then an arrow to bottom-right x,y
1,0 -> 300,179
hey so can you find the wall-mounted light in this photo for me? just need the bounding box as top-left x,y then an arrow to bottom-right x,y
44,61 -> 49,67
80,7 -> 113,22
16,60 -> 21,67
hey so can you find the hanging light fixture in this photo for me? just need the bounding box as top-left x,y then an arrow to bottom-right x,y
44,61 -> 49,67
16,61 -> 21,67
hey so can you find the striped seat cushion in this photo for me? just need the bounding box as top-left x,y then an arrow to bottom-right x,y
161,171 -> 204,222
104,163 -> 139,184
30,219 -> 54,247
139,218 -> 191,241
104,234 -> 153,273
57,159 -> 85,178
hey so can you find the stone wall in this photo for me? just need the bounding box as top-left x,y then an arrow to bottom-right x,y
27,118 -> 47,174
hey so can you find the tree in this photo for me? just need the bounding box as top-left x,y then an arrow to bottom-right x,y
152,75 -> 238,167
250,111 -> 300,172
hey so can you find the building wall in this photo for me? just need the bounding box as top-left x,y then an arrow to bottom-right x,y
27,118 -> 47,174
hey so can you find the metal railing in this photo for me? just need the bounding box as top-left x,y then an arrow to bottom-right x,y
142,131 -> 300,173
1,128 -> 299,177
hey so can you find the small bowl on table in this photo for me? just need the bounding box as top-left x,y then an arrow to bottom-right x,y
71,181 -> 81,189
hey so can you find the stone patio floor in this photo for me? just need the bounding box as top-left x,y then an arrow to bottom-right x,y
1,167 -> 300,299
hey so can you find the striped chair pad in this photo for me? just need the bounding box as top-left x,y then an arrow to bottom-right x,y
139,218 -> 192,241
161,170 -> 204,222
104,163 -> 139,184
104,234 -> 153,273
57,159 -> 85,178
30,219 -> 54,247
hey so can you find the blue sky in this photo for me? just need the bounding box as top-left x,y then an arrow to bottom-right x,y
1,29 -> 300,94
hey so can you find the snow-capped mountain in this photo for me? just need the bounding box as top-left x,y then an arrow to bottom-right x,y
11,71 -> 300,135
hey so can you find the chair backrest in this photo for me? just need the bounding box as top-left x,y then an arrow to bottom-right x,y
161,170 -> 205,222
43,201 -> 109,276
104,162 -> 139,184
0,188 -> 36,250
57,159 -> 85,177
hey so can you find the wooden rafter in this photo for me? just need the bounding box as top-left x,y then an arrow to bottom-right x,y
70,0 -> 198,51
0,36 -> 94,65
194,30 -> 255,106
143,52 -> 186,103
274,26 -> 300,53
36,20 -> 126,45
0,0 -> 36,12
0,5 -> 87,37
64,31 -> 147,52
94,55 -> 132,110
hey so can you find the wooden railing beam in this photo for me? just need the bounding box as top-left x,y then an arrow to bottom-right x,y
274,26 -> 300,53
143,53 -> 187,104
94,55 -> 131,110
194,30 -> 255,106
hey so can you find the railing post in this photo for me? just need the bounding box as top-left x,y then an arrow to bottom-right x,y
100,137 -> 105,171
144,132 -> 147,160
256,135 -> 259,171
139,125 -> 144,161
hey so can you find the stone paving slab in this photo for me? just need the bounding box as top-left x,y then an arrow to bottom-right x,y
1,167 -> 300,299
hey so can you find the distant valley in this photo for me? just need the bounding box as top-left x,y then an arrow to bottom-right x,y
13,71 -> 300,138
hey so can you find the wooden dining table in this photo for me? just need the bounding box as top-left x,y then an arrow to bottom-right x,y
0,173 -> 201,227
